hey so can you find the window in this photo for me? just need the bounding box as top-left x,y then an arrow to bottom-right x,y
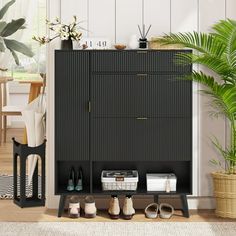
3,0 -> 46,81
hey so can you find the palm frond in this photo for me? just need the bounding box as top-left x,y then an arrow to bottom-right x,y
176,53 -> 236,84
186,71 -> 236,121
155,31 -> 226,57
211,19 -> 236,46
160,19 -> 236,172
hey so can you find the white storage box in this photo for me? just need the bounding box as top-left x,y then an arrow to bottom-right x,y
146,173 -> 177,192
101,170 -> 139,191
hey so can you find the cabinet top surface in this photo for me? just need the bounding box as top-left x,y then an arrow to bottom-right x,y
55,49 -> 192,52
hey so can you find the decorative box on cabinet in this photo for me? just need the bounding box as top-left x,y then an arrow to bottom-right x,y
55,50 -> 192,218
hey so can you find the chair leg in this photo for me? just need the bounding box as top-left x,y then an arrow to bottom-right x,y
3,115 -> 6,142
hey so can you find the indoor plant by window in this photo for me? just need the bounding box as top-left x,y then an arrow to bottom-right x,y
0,0 -> 34,71
154,19 -> 236,218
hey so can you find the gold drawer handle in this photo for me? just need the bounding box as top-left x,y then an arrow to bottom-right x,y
137,51 -> 147,54
137,73 -> 148,77
136,117 -> 148,120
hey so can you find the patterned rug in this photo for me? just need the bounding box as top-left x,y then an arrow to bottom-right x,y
0,174 -> 41,199
0,222 -> 236,236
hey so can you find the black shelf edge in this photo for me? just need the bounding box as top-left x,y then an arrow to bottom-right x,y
91,186 -> 191,196
55,189 -> 90,195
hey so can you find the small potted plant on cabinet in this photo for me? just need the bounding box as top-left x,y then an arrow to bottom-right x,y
154,19 -> 236,218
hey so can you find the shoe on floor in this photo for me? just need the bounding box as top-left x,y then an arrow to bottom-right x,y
144,203 -> 159,219
84,196 -> 97,218
122,196 -> 135,220
159,203 -> 174,219
68,196 -> 80,218
108,196 -> 120,219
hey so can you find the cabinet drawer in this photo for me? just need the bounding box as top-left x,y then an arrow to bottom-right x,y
91,50 -> 192,73
91,118 -> 192,162
91,74 -> 192,117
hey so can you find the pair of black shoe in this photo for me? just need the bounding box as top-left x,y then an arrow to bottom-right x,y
67,167 -> 83,192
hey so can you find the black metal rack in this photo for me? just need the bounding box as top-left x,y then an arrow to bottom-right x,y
13,138 -> 46,208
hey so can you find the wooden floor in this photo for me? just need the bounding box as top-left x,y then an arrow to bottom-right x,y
0,200 -> 235,222
0,128 -> 23,175
1,129 -> 236,222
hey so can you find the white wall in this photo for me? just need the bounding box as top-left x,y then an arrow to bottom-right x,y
46,0 -> 236,209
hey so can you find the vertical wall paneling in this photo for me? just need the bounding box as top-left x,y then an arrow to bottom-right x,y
199,0 -> 226,196
116,0 -> 142,44
143,0 -> 171,38
61,0 -> 88,37
226,0 -> 236,19
225,0 -> 236,155
46,0 -> 61,208
171,0 -> 199,196
171,0 -> 198,33
199,0 -> 225,32
89,0 -> 115,43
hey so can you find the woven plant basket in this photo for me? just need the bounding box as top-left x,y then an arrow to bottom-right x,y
211,172 -> 236,218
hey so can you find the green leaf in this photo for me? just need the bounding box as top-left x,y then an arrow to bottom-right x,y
0,37 -> 5,52
0,21 -> 7,32
1,18 -> 25,37
4,38 -> 34,57
19,25 -> 26,30
0,41 -> 5,52
9,49 -> 19,65
0,0 -> 16,20
154,32 -> 226,57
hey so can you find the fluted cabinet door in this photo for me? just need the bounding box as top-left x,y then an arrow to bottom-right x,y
91,118 -> 192,162
55,51 -> 90,161
92,74 -> 191,118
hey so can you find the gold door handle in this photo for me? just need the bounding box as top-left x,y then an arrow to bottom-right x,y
88,101 -> 91,112
136,117 -> 148,120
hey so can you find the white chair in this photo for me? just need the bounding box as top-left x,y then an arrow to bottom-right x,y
0,77 -> 22,144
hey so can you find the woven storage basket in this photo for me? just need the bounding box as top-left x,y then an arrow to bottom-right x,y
149,37 -> 183,50
212,172 -> 236,218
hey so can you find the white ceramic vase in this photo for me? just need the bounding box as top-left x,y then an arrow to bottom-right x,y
128,35 -> 139,49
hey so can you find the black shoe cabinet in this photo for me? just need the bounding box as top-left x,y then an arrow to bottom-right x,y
55,49 -> 192,217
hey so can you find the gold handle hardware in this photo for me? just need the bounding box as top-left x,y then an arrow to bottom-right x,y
137,73 -> 148,78
88,101 -> 91,113
136,117 -> 148,120
137,51 -> 147,54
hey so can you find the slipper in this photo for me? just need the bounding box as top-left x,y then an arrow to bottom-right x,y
159,203 -> 174,219
144,203 -> 159,219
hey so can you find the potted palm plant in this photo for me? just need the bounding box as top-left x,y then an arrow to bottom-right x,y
154,19 -> 236,218
0,0 -> 34,71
